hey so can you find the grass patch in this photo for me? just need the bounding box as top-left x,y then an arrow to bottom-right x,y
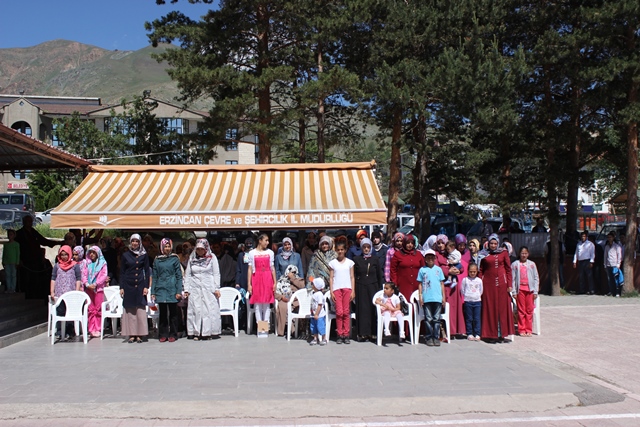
34,224 -> 67,239
34,224 -> 123,239
621,290 -> 640,298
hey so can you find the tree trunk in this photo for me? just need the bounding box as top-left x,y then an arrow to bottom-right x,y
256,2 -> 271,164
623,24 -> 638,294
387,106 -> 403,239
411,115 -> 430,242
623,89 -> 638,293
544,65 -> 561,296
565,85 -> 581,255
298,117 -> 306,163
316,43 -> 325,163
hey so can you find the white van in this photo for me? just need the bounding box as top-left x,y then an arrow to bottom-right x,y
0,194 -> 35,215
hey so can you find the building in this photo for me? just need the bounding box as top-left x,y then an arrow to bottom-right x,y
0,93 -> 257,192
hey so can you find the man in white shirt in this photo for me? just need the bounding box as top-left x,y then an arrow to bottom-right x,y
573,231 -> 595,294
604,232 -> 623,297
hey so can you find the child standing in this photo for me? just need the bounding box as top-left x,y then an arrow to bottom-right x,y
444,241 -> 463,287
375,282 -> 405,339
309,278 -> 327,346
461,263 -> 483,341
417,249 -> 445,347
511,246 -> 539,337
2,230 -> 19,293
329,241 -> 355,344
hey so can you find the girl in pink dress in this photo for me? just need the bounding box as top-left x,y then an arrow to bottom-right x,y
82,245 -> 108,338
248,234 -> 276,332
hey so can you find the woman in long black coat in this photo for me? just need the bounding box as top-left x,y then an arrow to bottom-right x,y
354,238 -> 383,341
119,234 -> 152,343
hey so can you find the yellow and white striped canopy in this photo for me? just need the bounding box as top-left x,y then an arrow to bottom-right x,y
51,162 -> 387,229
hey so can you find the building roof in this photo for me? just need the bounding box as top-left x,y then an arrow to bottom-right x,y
51,161 -> 386,229
0,123 -> 92,171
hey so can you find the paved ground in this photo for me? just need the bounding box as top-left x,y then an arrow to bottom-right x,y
1,294 -> 639,426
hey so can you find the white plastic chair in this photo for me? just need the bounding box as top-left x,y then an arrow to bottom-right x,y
146,290 -> 159,331
50,291 -> 91,344
533,295 -> 541,335
246,291 -> 275,334
324,291 -> 356,343
101,286 -> 122,340
47,295 -> 55,337
373,290 -> 413,346
287,289 -> 312,341
219,287 -> 241,337
410,290 -> 449,345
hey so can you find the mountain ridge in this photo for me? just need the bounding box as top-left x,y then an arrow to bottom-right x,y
0,40 -> 208,109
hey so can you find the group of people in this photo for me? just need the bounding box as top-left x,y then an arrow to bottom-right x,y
14,221 -> 543,344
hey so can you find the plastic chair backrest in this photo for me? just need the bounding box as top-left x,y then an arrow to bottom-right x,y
372,290 -> 384,306
104,286 -> 118,304
219,287 -> 240,311
292,289 -> 312,313
58,291 -> 90,317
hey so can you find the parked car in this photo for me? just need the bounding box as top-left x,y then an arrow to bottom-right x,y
0,193 -> 35,215
595,222 -> 639,250
0,209 -> 35,230
466,217 -> 526,240
35,207 -> 55,225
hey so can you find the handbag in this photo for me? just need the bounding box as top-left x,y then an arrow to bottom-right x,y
399,294 -> 409,316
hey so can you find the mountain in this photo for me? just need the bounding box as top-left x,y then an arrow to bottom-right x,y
0,40 -> 209,109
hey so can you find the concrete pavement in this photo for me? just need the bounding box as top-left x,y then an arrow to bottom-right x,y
0,294 -> 639,426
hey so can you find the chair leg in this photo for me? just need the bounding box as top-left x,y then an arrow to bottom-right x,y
83,319 -> 88,344
408,317 -> 414,345
287,318 -> 292,341
377,317 -> 383,346
233,313 -> 239,337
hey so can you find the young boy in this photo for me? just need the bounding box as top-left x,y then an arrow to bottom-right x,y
444,241 -> 462,287
417,249 -> 445,347
310,278 -> 327,346
2,229 -> 20,293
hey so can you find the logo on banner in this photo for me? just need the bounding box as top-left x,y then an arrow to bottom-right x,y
92,215 -> 123,227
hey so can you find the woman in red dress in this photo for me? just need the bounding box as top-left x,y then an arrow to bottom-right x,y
390,235 -> 425,301
480,233 -> 514,341
434,234 -> 465,337
248,234 -> 276,333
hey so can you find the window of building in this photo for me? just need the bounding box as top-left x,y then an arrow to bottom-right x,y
163,118 -> 188,134
105,117 -> 136,145
225,128 -> 238,151
11,121 -> 32,137
52,123 -> 62,147
225,160 -> 238,165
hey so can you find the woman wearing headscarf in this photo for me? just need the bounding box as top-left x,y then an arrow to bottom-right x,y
306,235 -> 337,292
275,237 -> 303,280
422,235 -> 438,255
347,229 -> 369,260
371,230 -> 388,271
73,245 -> 87,270
384,232 -> 405,282
152,238 -> 184,342
50,245 -> 82,340
354,237 -> 383,341
390,235 -> 425,302
434,234 -> 465,337
119,234 -> 151,343
480,234 -> 514,341
274,265 -> 306,336
184,239 -> 221,340
82,245 -> 108,338
468,238 -> 483,265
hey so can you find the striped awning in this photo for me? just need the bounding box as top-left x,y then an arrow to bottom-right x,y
51,161 -> 387,230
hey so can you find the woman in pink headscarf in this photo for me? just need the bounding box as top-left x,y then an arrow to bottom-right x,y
384,232 -> 405,281
434,234 -> 465,338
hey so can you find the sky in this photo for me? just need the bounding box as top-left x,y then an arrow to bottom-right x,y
0,0 -> 216,51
